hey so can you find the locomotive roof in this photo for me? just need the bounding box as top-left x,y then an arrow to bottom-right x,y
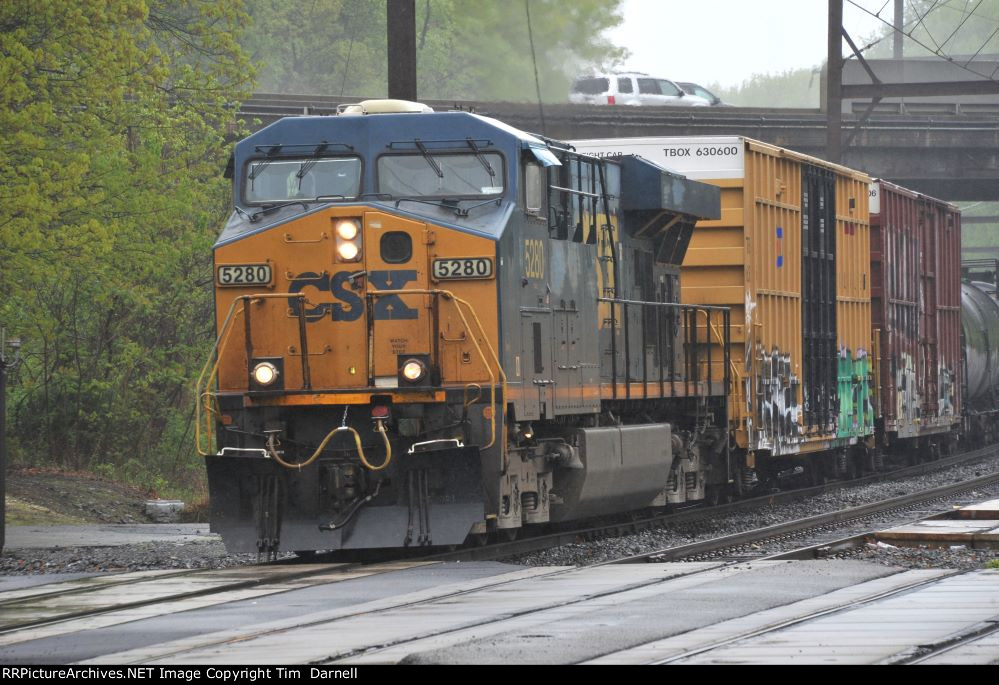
219,110 -> 552,246
235,110 -> 552,162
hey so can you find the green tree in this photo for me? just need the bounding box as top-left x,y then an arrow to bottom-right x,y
1,1 -> 253,489
712,68 -> 822,108
860,0 -> 999,60
244,0 -> 628,101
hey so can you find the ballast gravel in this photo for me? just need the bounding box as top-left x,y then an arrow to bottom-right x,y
0,539 -> 266,576
2,455 -> 997,576
506,455 -> 999,569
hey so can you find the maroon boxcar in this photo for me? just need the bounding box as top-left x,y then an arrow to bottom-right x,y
870,180 -> 962,456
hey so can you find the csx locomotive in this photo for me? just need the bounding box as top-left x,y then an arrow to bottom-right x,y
198,100 -> 731,555
200,100 -> 986,557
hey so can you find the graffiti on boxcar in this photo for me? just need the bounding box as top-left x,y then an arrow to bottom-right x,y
938,363 -> 956,417
755,345 -> 803,454
838,346 -> 874,438
894,352 -> 919,432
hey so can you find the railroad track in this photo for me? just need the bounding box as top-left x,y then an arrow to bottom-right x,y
0,562 -> 431,647
1,451 -> 996,664
1,447 -> 995,657
424,443 -> 999,563
582,568 -> 997,665
609,470 -> 999,564
900,622 -> 999,664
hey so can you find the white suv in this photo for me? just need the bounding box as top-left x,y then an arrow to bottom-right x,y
570,73 -> 710,107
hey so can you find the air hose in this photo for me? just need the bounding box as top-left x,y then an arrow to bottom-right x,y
265,419 -> 393,471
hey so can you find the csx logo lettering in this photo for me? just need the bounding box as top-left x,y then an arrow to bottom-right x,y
289,270 -> 418,322
524,239 -> 545,279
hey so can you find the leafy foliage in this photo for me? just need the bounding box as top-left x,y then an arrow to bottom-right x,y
860,0 -> 999,59
244,0 -> 628,101
711,68 -> 822,108
1,1 -> 253,491
1,1 -> 627,495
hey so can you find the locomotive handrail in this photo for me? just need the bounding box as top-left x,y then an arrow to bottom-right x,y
697,308 -> 739,385
366,288 -> 508,459
598,297 -> 731,400
195,292 -> 311,457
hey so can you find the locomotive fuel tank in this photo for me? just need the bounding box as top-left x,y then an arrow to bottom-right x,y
962,279 -> 999,404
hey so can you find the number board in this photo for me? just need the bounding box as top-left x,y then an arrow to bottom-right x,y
432,257 -> 494,280
216,263 -> 273,287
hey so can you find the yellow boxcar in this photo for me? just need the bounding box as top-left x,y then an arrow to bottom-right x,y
572,136 -> 874,464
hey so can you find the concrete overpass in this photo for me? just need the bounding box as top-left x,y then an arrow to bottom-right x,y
240,94 -> 999,202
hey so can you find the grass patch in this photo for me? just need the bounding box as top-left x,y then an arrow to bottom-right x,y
5,497 -> 87,526
987,559 -> 999,570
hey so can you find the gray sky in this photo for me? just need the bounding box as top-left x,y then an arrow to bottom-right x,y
606,0 -> 891,87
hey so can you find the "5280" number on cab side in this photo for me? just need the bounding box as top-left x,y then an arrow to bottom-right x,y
432,257 -> 493,280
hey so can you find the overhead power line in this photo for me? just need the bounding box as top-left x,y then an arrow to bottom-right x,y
848,0 -> 999,82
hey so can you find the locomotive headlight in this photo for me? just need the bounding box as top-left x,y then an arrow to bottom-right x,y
401,359 -> 427,383
334,218 -> 362,262
335,218 -> 360,240
252,361 -> 279,386
337,241 -> 360,261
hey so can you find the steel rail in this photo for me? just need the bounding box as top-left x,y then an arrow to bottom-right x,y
0,564 -> 371,635
421,443 -> 999,563
3,446 -> 995,634
609,471 -> 999,565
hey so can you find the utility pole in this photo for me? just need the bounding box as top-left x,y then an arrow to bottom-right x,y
0,329 -> 22,553
386,0 -> 417,101
827,0 -> 843,163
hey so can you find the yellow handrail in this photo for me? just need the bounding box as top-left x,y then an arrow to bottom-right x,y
367,288 -> 508,455
195,293 -> 307,456
195,289 -> 508,469
696,308 -> 741,383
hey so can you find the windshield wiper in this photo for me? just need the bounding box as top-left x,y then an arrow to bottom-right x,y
465,138 -> 495,178
247,144 -> 283,181
294,142 -> 330,191
395,196 -> 501,218
249,200 -> 311,222
414,140 -> 443,178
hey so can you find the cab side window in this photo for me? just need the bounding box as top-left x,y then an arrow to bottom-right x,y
549,152 -> 603,244
524,162 -> 545,215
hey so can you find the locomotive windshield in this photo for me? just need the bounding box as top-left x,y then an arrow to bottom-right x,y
377,152 -> 504,198
244,157 -> 361,203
